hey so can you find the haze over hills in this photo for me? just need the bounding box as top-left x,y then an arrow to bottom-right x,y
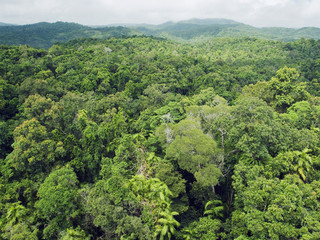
134,18 -> 320,41
0,22 -> 16,26
1,18 -> 320,49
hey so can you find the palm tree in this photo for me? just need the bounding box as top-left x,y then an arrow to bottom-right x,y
292,148 -> 312,181
129,175 -> 179,239
6,202 -> 28,227
129,175 -> 172,209
147,178 -> 173,209
155,208 -> 180,240
204,200 -> 224,219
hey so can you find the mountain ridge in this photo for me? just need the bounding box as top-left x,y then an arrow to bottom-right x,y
1,18 -> 320,49
0,21 -> 136,49
132,18 -> 320,41
0,22 -> 17,26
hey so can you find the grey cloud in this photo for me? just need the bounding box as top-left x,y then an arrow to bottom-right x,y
0,0 -> 320,27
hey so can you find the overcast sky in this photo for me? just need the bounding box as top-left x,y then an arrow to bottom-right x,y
1,0 -> 320,28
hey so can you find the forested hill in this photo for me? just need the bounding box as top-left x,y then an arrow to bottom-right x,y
0,22 -> 136,49
2,35 -> 320,239
2,19 -> 320,49
134,18 -> 320,41
0,22 -> 16,26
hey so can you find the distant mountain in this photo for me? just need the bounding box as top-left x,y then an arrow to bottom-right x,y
260,27 -> 320,41
132,18 -> 320,42
1,19 -> 320,49
0,22 -> 16,26
178,18 -> 239,25
0,22 -> 137,49
134,19 -> 245,40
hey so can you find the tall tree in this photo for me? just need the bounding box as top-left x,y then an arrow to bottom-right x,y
165,119 -> 222,191
35,167 -> 79,239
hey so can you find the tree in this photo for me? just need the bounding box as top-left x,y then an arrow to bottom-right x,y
269,66 -> 309,112
20,94 -> 54,126
6,118 -> 65,179
1,202 -> 37,240
186,97 -> 231,172
228,96 -> 287,163
154,161 -> 188,213
241,81 -> 273,105
180,217 -> 221,240
35,166 -> 79,239
115,215 -> 154,240
0,121 -> 12,159
270,148 -> 313,182
232,161 -> 320,239
166,119 -> 222,190
194,164 -> 222,191
155,208 -> 180,240
204,200 -> 224,219
280,101 -> 312,129
86,160 -> 154,239
71,107 -> 127,181
128,175 -> 181,239
129,175 -> 173,214
59,226 -> 90,240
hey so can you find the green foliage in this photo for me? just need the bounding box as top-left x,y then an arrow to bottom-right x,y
270,66 -> 310,112
232,162 -> 320,239
35,166 -> 79,239
241,81 -> 273,104
155,208 -> 180,240
154,161 -> 188,213
1,34 -> 320,239
129,175 -> 173,209
0,121 -> 12,158
204,200 -> 224,218
280,101 -> 312,129
1,202 -> 37,240
59,226 -> 90,240
180,217 -> 221,240
6,118 -> 65,180
270,148 -> 314,181
87,174 -> 138,239
228,97 -> 277,162
166,119 -> 222,189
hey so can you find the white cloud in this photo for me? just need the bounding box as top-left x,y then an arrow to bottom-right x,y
0,0 -> 320,28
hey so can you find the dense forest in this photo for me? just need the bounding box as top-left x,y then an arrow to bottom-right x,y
1,32 -> 320,239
